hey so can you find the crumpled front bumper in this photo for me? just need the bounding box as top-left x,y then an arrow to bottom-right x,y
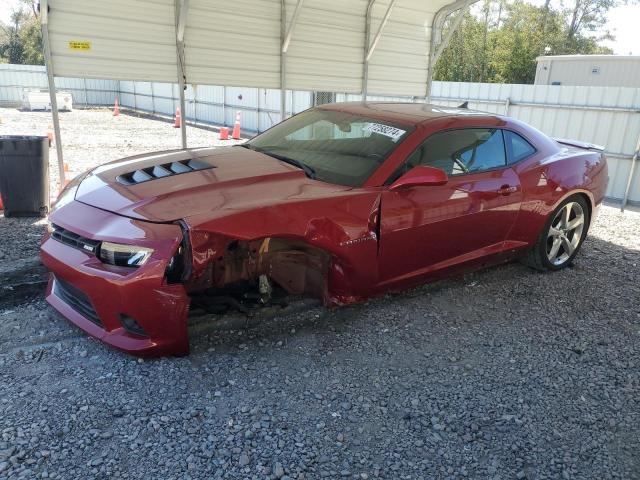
40,201 -> 190,357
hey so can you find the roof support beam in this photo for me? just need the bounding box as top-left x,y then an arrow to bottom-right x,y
175,0 -> 189,148
365,0 -> 396,62
432,7 -> 466,65
426,0 -> 476,100
361,0 -> 376,99
176,0 -> 189,42
40,0 -> 65,188
282,0 -> 305,54
280,0 -> 304,120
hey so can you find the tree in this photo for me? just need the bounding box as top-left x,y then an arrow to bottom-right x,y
434,0 -> 617,84
0,1 -> 43,65
18,14 -> 43,64
566,0 -> 616,43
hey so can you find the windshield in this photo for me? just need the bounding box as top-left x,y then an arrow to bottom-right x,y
246,109 -> 412,187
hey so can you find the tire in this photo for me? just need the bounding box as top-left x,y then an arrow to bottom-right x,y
522,195 -> 590,271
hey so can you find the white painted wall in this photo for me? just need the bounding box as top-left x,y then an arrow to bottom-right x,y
535,55 -> 640,88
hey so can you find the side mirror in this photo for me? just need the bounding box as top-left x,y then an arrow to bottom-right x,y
389,165 -> 448,190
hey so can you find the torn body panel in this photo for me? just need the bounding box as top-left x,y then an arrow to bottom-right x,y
183,192 -> 383,306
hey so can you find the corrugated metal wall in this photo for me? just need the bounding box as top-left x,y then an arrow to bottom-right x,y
184,0 -> 282,88
366,0 -> 435,97
48,0 -> 178,82
1,64 -> 638,204
117,82 -> 312,132
46,0 -> 453,96
0,64 -> 119,106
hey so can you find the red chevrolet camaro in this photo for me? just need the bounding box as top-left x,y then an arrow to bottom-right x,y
41,103 -> 608,356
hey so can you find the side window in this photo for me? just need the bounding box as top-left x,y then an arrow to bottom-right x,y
505,131 -> 536,164
386,128 -> 507,184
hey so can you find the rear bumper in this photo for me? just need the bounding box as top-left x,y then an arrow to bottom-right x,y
40,201 -> 190,357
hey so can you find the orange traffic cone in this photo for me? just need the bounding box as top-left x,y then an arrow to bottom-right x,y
113,98 -> 120,116
219,127 -> 229,140
174,107 -> 181,128
64,163 -> 69,173
232,111 -> 241,139
47,124 -> 53,146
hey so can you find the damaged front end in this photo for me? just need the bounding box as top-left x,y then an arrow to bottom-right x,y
184,234 -> 331,314
42,186 -> 382,357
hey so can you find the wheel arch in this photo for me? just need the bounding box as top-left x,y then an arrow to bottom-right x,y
552,189 -> 594,228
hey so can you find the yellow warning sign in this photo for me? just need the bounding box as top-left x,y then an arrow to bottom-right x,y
68,41 -> 91,51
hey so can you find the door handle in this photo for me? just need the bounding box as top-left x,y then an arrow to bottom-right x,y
498,184 -> 518,195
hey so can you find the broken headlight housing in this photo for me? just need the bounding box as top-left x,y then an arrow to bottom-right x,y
99,242 -> 154,268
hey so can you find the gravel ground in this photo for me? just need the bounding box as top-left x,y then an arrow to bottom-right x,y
1,108 -> 639,479
0,106 -> 244,196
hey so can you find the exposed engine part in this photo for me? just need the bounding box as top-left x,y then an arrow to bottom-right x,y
189,279 -> 290,316
258,274 -> 273,304
187,237 -> 330,303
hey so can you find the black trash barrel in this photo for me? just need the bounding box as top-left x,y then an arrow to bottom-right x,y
0,135 -> 50,217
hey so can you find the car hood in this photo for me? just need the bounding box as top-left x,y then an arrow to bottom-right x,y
75,146 -> 354,223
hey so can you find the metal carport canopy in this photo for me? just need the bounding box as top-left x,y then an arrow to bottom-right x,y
40,0 -> 476,183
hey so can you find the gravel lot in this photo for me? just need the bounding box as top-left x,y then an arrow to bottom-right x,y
1,108 -> 639,479
0,106 -> 244,195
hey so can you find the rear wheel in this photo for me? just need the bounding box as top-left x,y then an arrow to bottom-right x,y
523,195 -> 590,271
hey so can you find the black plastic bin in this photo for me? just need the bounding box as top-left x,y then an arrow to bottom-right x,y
0,135 -> 50,217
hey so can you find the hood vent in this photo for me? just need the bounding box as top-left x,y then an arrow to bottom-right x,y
116,158 -> 214,185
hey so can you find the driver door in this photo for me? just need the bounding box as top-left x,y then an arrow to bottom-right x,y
378,128 -> 522,285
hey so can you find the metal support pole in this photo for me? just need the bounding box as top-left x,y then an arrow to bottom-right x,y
177,69 -> 187,148
504,97 -> 510,116
151,82 -> 156,114
193,85 -> 198,126
366,0 -> 396,62
280,0 -> 287,120
362,0 -> 375,99
132,81 -> 137,111
222,86 -> 226,125
621,133 -> 640,212
40,0 -> 65,187
175,0 -> 189,148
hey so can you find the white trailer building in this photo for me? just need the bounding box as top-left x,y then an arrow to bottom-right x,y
535,55 -> 640,88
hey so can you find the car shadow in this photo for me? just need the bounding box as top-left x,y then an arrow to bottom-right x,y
187,233 -> 639,357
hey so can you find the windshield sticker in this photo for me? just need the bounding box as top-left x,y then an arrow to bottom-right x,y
364,123 -> 406,142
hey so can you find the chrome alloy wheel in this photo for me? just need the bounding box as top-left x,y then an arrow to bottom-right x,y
546,201 -> 585,266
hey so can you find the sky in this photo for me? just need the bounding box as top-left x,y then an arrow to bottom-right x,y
0,0 -> 638,55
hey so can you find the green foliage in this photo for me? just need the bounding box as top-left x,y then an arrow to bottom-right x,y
18,15 -> 43,65
0,2 -> 43,65
434,0 -> 616,84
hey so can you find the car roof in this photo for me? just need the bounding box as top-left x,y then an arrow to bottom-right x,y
319,101 -> 502,126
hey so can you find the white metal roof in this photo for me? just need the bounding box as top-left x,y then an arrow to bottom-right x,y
45,0 -> 471,97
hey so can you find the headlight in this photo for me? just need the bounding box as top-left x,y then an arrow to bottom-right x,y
99,242 -> 154,267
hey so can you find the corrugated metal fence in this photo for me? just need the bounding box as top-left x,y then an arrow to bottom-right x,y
1,64 -> 638,204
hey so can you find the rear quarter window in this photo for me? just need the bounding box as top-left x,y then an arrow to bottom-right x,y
505,131 -> 536,164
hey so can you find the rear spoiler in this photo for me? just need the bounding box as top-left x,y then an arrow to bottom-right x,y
554,138 -> 605,151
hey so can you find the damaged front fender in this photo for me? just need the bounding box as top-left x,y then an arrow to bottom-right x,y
183,191 -> 383,306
